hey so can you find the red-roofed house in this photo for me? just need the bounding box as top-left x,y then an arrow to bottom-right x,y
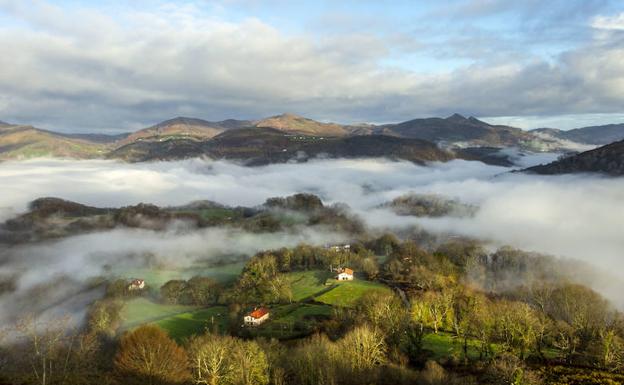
244,307 -> 270,326
336,268 -> 354,281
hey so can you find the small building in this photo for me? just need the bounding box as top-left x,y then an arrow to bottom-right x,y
326,244 -> 351,252
336,268 -> 354,281
128,278 -> 145,290
244,307 -> 270,326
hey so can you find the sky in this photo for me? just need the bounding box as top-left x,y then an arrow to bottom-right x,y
1,0 -> 624,133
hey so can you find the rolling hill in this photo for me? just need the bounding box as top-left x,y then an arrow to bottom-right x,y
524,139 -> 624,175
0,124 -> 107,160
531,123 -> 624,146
109,127 -> 459,165
118,116 -> 253,145
4,112 -> 621,164
382,113 -> 536,148
254,113 -> 350,136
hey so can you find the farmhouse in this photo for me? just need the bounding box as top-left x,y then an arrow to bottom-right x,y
244,307 -> 270,326
127,278 -> 145,290
336,268 -> 354,281
326,243 -> 351,252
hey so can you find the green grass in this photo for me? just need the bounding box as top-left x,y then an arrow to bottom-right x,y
285,270 -> 332,301
111,261 -> 245,291
249,303 -> 332,339
422,332 -> 484,360
120,298 -> 228,341
155,306 -> 228,341
315,279 -> 392,307
120,297 -> 199,330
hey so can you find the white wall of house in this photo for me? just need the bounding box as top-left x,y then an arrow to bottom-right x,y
337,272 -> 353,281
244,313 -> 269,326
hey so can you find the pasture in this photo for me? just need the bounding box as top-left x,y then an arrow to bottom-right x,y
285,270 -> 332,301
314,279 -> 392,307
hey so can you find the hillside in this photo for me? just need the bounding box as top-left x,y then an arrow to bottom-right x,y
382,113 -> 536,148
2,113 -> 611,162
109,127 -> 458,165
532,123 -> 624,145
119,116 -> 253,145
0,124 -> 106,160
254,113 -> 349,136
524,139 -> 624,175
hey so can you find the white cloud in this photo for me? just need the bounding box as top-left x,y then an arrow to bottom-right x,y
0,1 -> 624,131
592,12 -> 624,30
3,156 -> 624,318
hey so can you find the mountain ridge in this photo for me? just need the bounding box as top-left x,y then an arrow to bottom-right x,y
524,139 -> 624,175
3,113 -> 624,166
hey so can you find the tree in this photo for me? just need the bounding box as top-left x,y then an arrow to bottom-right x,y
87,299 -> 123,336
188,334 -> 235,385
106,279 -> 130,298
338,325 -> 386,378
287,334 -> 337,385
236,255 -> 291,303
357,292 -> 408,346
187,276 -> 220,306
359,257 -> 379,280
114,325 -> 190,385
160,280 -> 187,304
188,332 -> 269,385
231,339 -> 269,385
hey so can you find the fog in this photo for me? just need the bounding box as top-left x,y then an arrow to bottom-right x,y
2,154 -> 624,322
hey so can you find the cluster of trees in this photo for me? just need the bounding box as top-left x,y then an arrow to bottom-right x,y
160,277 -> 221,306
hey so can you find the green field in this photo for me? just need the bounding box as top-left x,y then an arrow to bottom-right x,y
120,298 -> 228,341
285,270 -> 332,301
112,261 -> 245,291
155,306 -> 228,341
315,279 -> 392,307
249,303 -> 332,339
121,297 -> 199,330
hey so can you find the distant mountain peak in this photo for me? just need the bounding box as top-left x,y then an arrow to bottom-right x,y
0,120 -> 9,126
153,116 -> 213,127
446,113 -> 468,121
255,113 -> 348,136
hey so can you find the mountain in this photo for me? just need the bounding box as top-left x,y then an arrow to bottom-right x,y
381,113 -> 536,148
0,120 -> 9,126
4,112 -> 615,163
524,139 -> 624,175
109,127 -> 458,165
0,124 -> 107,160
119,116 -> 253,145
531,123 -> 624,145
58,132 -> 130,144
254,113 -> 349,136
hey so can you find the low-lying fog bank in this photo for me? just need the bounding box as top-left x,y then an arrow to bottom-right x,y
1,154 -> 624,320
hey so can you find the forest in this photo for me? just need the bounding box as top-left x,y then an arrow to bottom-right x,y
1,232 -> 623,385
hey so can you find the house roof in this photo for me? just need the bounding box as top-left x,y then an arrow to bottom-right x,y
249,307 -> 269,319
130,279 -> 144,285
343,268 -> 354,275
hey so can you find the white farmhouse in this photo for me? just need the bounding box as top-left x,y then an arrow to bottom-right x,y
244,307 -> 270,326
336,268 -> 354,281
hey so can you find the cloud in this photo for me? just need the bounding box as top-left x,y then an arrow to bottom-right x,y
2,155 -> 624,318
0,225 -> 346,325
0,1 -> 623,131
592,12 -> 624,30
